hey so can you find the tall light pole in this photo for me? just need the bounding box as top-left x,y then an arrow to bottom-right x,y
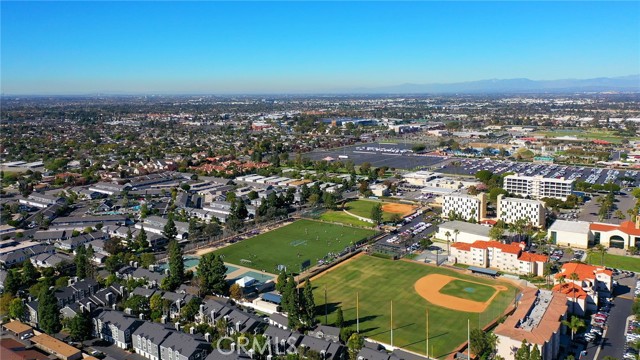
426,309 -> 429,359
356,292 -> 360,333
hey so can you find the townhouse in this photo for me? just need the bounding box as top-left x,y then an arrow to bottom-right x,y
94,309 -> 143,349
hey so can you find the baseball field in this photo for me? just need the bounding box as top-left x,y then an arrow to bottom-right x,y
345,199 -> 417,221
213,219 -> 377,273
311,255 -> 519,359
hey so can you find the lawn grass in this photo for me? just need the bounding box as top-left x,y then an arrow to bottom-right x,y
439,279 -> 496,303
214,220 -> 377,273
586,252 -> 640,272
345,199 -> 394,221
312,256 -> 518,359
319,210 -> 375,228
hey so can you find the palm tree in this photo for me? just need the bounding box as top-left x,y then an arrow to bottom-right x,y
569,272 -> 581,314
591,244 -> 607,266
627,208 -> 637,222
445,231 -> 451,256
562,315 -> 585,340
453,229 -> 460,243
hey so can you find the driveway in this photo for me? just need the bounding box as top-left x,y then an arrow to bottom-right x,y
83,339 -> 147,360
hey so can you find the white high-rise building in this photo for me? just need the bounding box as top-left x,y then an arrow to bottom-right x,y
504,174 -> 574,200
497,195 -> 546,228
442,193 -> 486,222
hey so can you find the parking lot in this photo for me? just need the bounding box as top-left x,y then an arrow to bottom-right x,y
438,159 -> 639,186
578,192 -> 639,224
304,143 -> 449,169
303,143 -> 640,187
579,272 -> 637,360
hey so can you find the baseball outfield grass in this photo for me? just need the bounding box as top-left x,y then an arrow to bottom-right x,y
439,279 -> 497,303
311,256 -> 519,359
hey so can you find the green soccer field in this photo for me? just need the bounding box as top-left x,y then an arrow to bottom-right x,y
312,256 -> 519,359
214,220 -> 377,273
439,279 -> 496,302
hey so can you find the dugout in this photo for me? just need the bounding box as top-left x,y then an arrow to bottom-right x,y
468,266 -> 498,277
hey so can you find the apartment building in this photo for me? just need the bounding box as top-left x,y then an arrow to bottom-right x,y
494,288 -> 567,360
504,174 -> 574,200
442,193 -> 486,222
497,195 -> 546,228
450,240 -> 548,276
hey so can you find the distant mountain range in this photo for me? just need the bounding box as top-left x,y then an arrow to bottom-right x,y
346,75 -> 640,94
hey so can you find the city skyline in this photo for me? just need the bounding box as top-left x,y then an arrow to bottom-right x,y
2,1 -> 639,94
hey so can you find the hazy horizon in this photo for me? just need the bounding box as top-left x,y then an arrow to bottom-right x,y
2,1 -> 639,94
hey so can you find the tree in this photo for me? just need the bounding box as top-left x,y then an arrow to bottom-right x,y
140,253 -> 156,269
530,345 -> 541,360
591,244 -> 607,266
163,215 -> 178,241
69,311 -> 92,341
562,315 -> 585,340
136,226 -> 148,250
469,328 -> 488,357
282,274 -> 299,328
8,298 -> 25,320
180,297 -> 202,322
335,307 -> 344,328
163,239 -> 184,291
347,332 -> 365,360
514,340 -> 531,360
475,170 -> 493,183
75,245 -> 89,279
124,294 -> 150,317
276,270 -> 287,294
204,220 -> 222,238
4,270 -> 20,295
21,260 -> 39,286
303,279 -> 316,325
489,226 -> 505,241
229,283 -> 243,300
38,280 -> 61,334
197,252 -> 228,296
370,203 -> 383,225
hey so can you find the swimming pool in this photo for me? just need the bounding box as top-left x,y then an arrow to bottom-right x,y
157,256 -> 200,271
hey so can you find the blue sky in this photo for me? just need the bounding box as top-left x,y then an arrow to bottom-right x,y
1,1 -> 639,94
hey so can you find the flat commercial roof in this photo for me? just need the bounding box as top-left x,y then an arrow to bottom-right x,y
548,220 -> 590,234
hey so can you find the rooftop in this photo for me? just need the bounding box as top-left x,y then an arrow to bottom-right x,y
494,288 -> 567,346
30,334 -> 81,358
438,221 -> 491,237
548,220 -> 591,234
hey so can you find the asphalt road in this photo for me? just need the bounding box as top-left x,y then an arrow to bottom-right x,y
582,273 -> 637,360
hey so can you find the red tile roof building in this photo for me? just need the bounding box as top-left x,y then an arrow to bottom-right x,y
450,240 -> 548,276
553,262 -> 612,315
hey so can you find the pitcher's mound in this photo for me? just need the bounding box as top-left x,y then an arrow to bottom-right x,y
414,274 -> 506,313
